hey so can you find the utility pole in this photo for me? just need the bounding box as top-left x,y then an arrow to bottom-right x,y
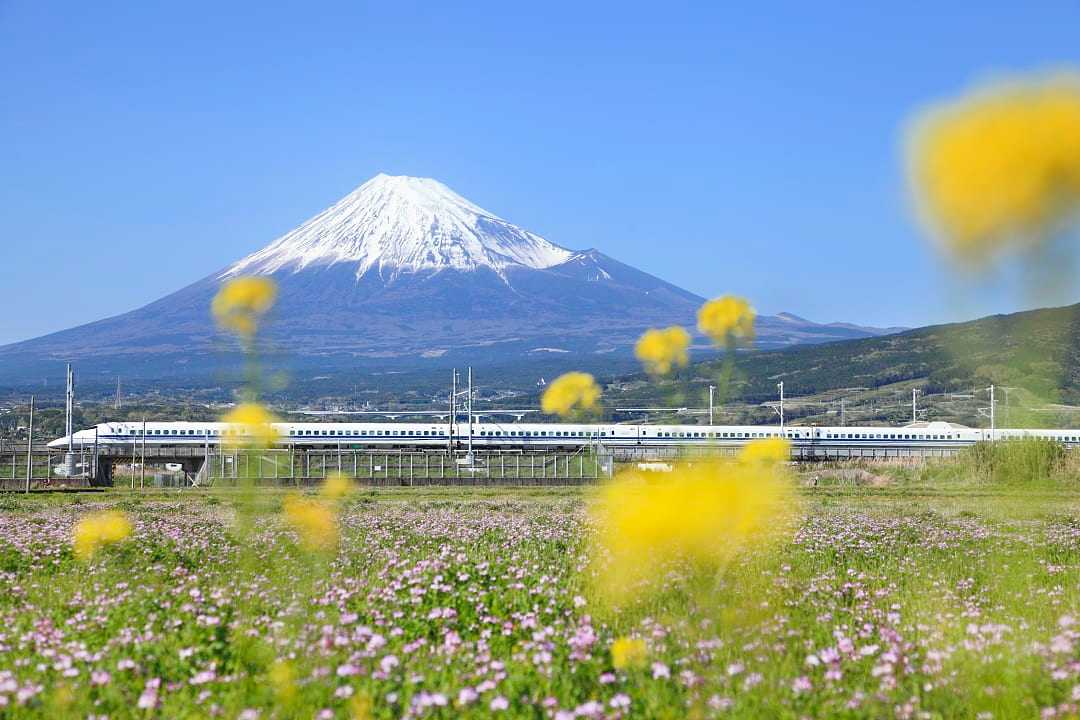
93,426 -> 98,487
911,387 -> 919,423
141,417 -> 146,488
115,376 -> 121,410
24,395 -> 34,494
448,369 -> 456,454
989,384 -> 995,440
840,398 -> 846,427
65,364 -> 75,478
777,381 -> 784,431
708,385 -> 715,425
65,364 -> 74,457
467,367 -> 474,460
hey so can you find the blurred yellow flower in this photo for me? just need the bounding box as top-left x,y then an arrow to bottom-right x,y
635,326 -> 691,375
221,403 -> 279,449
269,660 -> 296,704
541,372 -> 601,417
350,692 -> 374,720
590,457 -> 794,607
697,296 -> 755,346
321,472 -> 354,500
212,276 -> 278,337
283,494 -> 338,552
738,437 -> 791,465
909,73 -> 1080,263
610,637 -> 648,670
73,510 -> 132,561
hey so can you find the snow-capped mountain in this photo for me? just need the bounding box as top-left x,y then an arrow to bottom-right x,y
0,174 -> 901,388
224,174 -> 573,280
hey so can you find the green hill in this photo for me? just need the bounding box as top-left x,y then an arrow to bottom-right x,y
605,303 -> 1080,427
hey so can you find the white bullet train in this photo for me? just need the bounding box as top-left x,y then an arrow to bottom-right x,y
48,420 -> 1080,451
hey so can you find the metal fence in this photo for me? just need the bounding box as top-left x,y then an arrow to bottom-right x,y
207,448 -> 611,486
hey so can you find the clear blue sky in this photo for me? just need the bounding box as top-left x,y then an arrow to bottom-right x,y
2,1 -> 1078,345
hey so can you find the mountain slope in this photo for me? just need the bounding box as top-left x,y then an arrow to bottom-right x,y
0,174 -> 900,387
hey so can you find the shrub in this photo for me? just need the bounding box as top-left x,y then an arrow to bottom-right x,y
962,438 -> 1067,486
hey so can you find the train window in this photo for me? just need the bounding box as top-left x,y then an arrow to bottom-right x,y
601,432 -> 607,437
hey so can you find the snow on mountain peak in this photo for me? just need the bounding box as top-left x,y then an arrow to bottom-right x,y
223,174 -> 574,279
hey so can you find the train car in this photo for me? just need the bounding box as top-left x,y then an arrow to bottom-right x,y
46,419 -> 1080,453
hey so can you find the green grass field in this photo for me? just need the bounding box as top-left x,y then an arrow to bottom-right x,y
2,445 -> 1080,718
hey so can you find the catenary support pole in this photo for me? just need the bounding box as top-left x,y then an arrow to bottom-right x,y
778,381 -> 784,431
24,395 -> 34,493
141,418 -> 146,488
467,367 -> 473,460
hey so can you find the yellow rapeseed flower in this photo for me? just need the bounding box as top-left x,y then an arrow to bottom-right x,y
221,403 -> 280,449
72,510 -> 132,561
908,73 -> 1080,263
589,457 -> 795,607
541,372 -> 601,418
634,326 -> 691,375
350,692 -> 374,720
283,494 -> 339,552
697,296 -> 755,346
610,637 -> 648,670
269,660 -> 296,704
321,472 -> 354,500
212,276 -> 278,337
738,437 -> 791,466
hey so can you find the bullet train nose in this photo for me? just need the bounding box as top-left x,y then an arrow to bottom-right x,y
48,435 -> 71,448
